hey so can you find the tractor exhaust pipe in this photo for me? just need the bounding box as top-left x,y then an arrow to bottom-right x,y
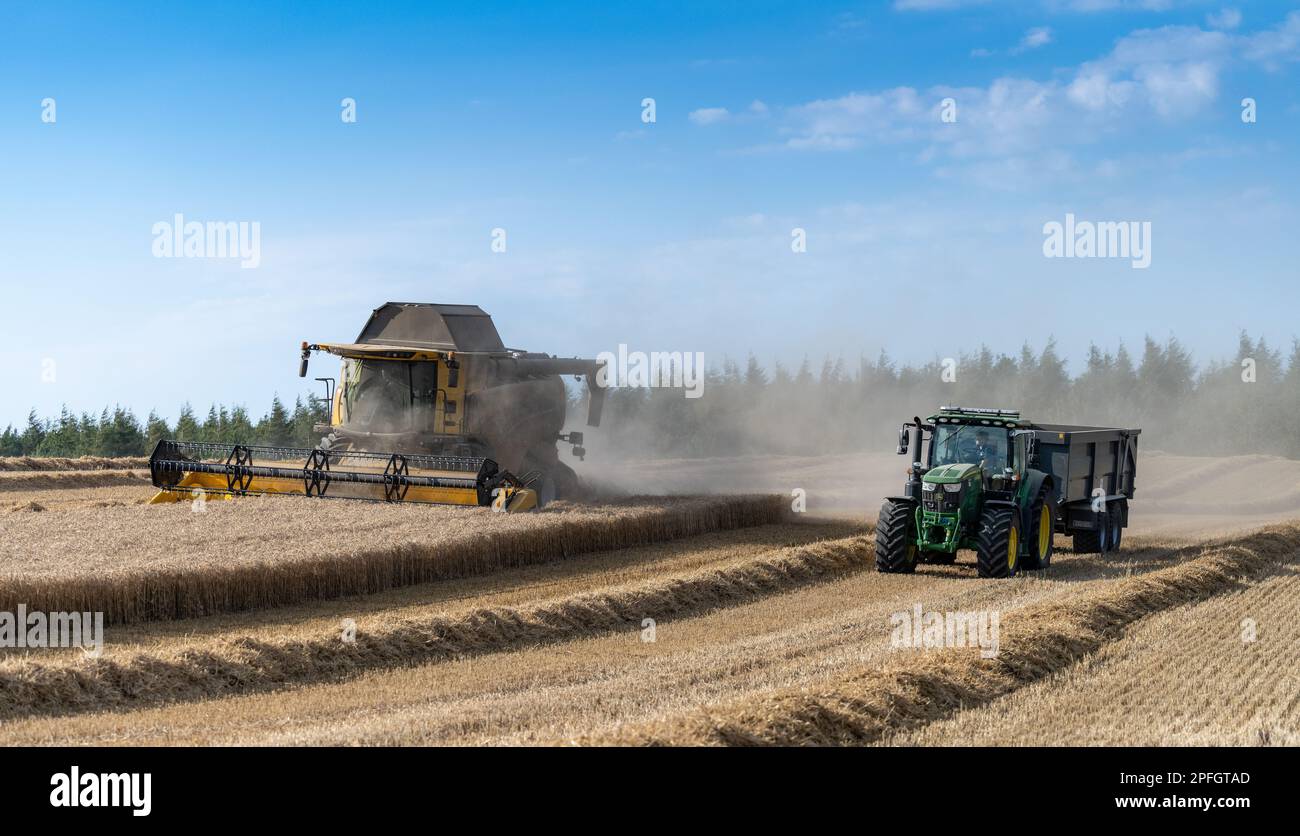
904,417 -> 924,501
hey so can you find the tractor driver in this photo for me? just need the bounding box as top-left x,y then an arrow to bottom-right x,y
970,429 -> 1005,472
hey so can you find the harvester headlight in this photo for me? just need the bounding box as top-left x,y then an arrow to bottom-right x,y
942,483 -> 961,493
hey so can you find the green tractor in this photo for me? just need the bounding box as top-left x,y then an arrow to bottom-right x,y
876,407 -> 1140,578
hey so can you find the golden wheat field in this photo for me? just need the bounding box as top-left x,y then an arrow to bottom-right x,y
0,452 -> 1297,746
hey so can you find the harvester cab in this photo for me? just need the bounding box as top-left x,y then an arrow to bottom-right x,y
877,406 -> 1139,578
149,303 -> 608,512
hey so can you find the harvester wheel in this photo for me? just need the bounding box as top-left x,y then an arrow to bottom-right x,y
534,471 -> 557,507
975,505 -> 1021,579
875,500 -> 918,574
1021,490 -> 1056,570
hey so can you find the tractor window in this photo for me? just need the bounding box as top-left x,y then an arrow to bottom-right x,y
930,424 -> 1009,472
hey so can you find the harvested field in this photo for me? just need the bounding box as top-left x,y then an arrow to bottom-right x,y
3,484 -> 152,514
1,452 -> 1297,747
0,469 -> 150,495
0,456 -> 147,471
886,562 -> 1300,746
0,493 -> 785,624
590,526 -> 1298,745
0,529 -> 871,719
0,528 -> 1236,745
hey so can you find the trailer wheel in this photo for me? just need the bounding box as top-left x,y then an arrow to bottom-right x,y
1022,491 -> 1056,570
1072,506 -> 1111,554
1108,500 -> 1125,552
875,500 -> 918,574
975,506 -> 1021,578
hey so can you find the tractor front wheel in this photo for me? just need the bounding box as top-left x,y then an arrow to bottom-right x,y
875,500 -> 918,574
975,505 -> 1021,578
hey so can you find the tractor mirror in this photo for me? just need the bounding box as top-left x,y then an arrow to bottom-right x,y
298,354 -> 309,378
896,426 -> 909,455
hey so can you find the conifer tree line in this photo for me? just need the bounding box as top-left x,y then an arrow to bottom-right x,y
5,332 -> 1298,460
590,332 -> 1300,459
1,396 -> 327,458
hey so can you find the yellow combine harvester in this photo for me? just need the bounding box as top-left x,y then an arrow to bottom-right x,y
149,303 -> 607,511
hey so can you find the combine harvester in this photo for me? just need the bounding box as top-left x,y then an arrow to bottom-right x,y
150,303 -> 607,512
877,406 -> 1139,578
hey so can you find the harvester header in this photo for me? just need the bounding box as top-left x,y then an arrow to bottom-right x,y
148,440 -> 541,510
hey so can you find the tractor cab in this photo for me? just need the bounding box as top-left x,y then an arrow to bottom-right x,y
896,407 -> 1025,492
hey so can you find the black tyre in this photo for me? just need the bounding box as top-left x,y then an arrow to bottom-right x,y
922,551 -> 957,565
1108,500 -> 1125,552
534,471 -> 556,507
551,460 -> 582,500
975,505 -> 1021,578
1022,490 -> 1057,570
875,500 -> 918,574
1072,505 -> 1111,554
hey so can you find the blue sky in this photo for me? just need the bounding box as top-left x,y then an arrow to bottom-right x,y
1,0 -> 1298,427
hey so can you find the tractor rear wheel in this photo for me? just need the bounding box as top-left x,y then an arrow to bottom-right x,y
875,500 -> 918,574
975,505 -> 1021,578
1022,490 -> 1057,570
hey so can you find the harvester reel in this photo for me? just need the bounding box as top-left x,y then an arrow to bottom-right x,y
225,445 -> 255,494
303,449 -> 333,497
382,453 -> 410,502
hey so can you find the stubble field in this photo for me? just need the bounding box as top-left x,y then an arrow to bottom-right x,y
0,451 -> 1296,746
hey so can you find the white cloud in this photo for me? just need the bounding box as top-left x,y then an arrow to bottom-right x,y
783,88 -> 925,150
749,100 -> 770,115
1243,11 -> 1300,67
1070,25 -> 1231,116
769,20 -> 1253,163
1206,8 -> 1242,31
831,12 -> 868,32
725,13 -> 1299,189
689,107 -> 731,125
1019,26 -> 1054,51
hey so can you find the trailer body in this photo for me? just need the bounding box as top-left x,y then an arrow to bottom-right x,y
1023,423 -> 1139,535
